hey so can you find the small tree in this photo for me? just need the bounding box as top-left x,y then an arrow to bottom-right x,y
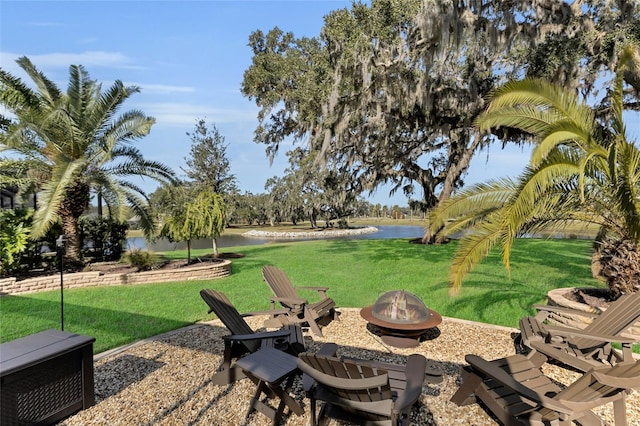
183,191 -> 227,257
183,119 -> 238,194
156,184 -> 197,262
159,188 -> 227,262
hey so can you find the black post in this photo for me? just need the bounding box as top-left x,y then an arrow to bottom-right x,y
56,235 -> 67,331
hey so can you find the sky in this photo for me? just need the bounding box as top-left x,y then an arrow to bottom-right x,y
1,1 -> 638,207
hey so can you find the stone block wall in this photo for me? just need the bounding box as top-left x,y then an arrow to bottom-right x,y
0,260 -> 231,296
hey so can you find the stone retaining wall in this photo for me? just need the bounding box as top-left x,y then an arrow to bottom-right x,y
0,260 -> 232,296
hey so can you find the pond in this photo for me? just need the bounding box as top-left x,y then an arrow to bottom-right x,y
127,225 -> 426,252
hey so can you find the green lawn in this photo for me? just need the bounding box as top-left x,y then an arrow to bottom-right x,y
0,237 -> 605,354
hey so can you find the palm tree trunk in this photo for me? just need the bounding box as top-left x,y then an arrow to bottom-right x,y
59,213 -> 82,265
57,181 -> 90,265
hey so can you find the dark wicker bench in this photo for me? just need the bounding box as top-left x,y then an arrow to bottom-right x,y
1,329 -> 95,425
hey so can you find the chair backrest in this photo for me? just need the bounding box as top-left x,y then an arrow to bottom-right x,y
297,352 -> 394,419
575,291 -> 640,350
200,289 -> 255,337
555,359 -> 640,404
262,265 -> 300,300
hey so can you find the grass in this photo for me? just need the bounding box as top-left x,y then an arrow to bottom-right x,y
0,237 -> 607,354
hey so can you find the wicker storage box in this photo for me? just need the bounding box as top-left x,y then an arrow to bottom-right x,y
1,330 -> 95,425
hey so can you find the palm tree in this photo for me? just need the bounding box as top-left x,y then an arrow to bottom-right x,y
428,43 -> 640,297
0,57 -> 175,264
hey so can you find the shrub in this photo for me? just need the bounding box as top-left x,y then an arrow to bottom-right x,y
80,217 -> 129,261
121,249 -> 164,271
0,208 -> 32,276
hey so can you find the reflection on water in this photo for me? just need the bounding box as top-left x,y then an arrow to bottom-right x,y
127,225 -> 426,251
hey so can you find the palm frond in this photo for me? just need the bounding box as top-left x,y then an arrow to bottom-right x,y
486,78 -> 588,123
428,178 -> 516,235
0,68 -> 40,112
101,111 -> 155,149
15,57 -> 62,107
31,159 -> 85,238
477,106 -> 561,135
449,218 -> 505,293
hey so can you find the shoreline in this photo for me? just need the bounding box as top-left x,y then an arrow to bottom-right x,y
243,225 -> 378,239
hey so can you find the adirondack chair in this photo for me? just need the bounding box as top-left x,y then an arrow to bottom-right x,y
262,265 -> 338,337
517,291 -> 640,372
199,289 -> 304,385
451,351 -> 640,425
297,349 -> 432,426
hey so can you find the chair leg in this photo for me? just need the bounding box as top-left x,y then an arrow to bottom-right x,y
309,396 -> 317,426
305,309 -> 324,337
450,367 -> 482,406
613,397 -> 626,425
317,402 -> 330,426
220,344 -> 232,371
308,320 -> 324,337
211,365 -> 247,386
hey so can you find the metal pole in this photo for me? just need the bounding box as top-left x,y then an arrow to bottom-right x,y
56,235 -> 66,331
59,250 -> 64,330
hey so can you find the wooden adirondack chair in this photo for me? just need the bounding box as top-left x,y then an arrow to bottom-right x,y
451,351 -> 640,425
297,349 -> 433,426
262,265 -> 338,337
199,289 -> 304,385
517,291 -> 640,372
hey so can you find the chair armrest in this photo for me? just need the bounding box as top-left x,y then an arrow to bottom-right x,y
592,367 -> 640,389
270,296 -> 308,307
241,307 -> 291,317
465,355 -> 574,415
223,328 -> 292,342
533,304 -> 600,319
393,354 -> 427,412
296,286 -> 329,297
542,324 -> 638,344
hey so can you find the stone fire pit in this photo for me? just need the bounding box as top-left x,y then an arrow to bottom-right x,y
360,290 -> 442,348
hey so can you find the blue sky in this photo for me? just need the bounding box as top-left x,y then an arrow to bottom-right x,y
1,1 -> 637,206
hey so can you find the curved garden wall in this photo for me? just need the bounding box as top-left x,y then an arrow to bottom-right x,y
0,260 -> 232,296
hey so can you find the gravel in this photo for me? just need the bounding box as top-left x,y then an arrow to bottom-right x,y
60,309 -> 639,426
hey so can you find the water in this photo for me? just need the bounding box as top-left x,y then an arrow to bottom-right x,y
127,225 -> 426,251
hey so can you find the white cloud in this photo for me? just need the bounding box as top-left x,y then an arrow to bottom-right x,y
0,51 -> 141,71
140,102 -> 259,126
126,83 -> 195,94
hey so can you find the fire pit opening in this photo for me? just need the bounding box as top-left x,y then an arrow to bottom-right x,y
360,290 -> 442,348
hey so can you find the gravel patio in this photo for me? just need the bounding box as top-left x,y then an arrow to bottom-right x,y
59,309 -> 639,425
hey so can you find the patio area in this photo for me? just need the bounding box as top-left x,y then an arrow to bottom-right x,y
59,309 -> 639,425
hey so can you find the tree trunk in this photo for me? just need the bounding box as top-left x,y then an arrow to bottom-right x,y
186,240 -> 191,264
421,131 -> 482,245
59,213 -> 82,265
57,181 -> 91,265
597,238 -> 640,298
212,238 -> 219,257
